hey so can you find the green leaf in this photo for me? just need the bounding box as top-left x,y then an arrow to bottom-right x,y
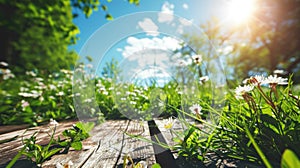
6,147 -> 26,168
101,5 -> 108,11
59,141 -> 69,147
44,148 -> 62,159
151,163 -> 161,168
71,141 -> 82,150
281,149 -> 300,168
76,122 -> 95,133
35,144 -> 43,151
105,14 -> 113,20
83,6 -> 92,17
261,114 -> 279,128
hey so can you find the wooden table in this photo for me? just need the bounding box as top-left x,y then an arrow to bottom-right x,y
0,119 -> 183,168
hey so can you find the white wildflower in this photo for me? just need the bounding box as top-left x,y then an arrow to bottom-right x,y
90,108 -> 96,114
2,69 -> 15,80
245,75 -> 266,86
130,92 -> 137,97
21,100 -> 30,108
130,101 -> 137,105
192,55 -> 202,64
199,76 -> 209,84
49,84 -> 57,90
56,160 -> 73,168
265,75 -> 288,85
189,104 -> 203,115
35,77 -> 44,82
49,118 -> 59,126
39,96 -> 45,102
49,96 -> 55,100
31,90 -> 41,98
26,71 -> 37,77
60,69 -> 72,74
84,98 -> 92,103
99,87 -> 106,92
235,85 -> 254,99
56,91 -> 64,96
273,69 -> 285,75
163,117 -> 175,130
19,92 -> 34,97
0,62 -> 8,67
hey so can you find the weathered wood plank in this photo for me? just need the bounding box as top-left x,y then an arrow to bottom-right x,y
0,124 -> 30,134
1,120 -> 157,168
0,121 -> 77,166
42,120 -> 124,168
115,120 -> 156,167
81,120 -> 130,168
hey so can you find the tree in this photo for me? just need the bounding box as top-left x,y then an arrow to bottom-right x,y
0,0 -> 139,73
101,58 -> 121,80
0,0 -> 78,73
228,0 -> 300,82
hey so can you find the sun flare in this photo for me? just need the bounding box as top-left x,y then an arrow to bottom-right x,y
226,0 -> 256,24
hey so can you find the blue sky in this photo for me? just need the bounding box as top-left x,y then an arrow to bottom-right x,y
71,0 -> 232,87
70,0 -> 228,53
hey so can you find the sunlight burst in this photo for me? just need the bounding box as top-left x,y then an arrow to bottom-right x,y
226,0 -> 256,24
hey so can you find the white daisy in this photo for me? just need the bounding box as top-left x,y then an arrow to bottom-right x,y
49,118 -> 59,126
199,76 -> 209,84
235,85 -> 254,99
0,62 -> 8,67
56,91 -> 64,96
265,75 -> 288,85
192,55 -> 202,64
189,104 -> 203,115
163,117 -> 175,130
273,69 -> 285,75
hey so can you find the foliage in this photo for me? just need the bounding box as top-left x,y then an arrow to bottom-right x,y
213,75 -> 300,167
0,0 -> 79,73
0,64 -> 78,125
7,122 -> 94,168
101,58 -> 121,80
281,149 -> 300,168
59,122 -> 95,153
160,74 -> 300,167
0,0 -> 140,73
227,0 -> 300,82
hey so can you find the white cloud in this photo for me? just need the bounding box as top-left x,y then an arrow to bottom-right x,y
182,3 -> 189,10
118,36 -> 191,84
138,18 -> 159,36
135,68 -> 171,79
122,36 -> 182,58
158,2 -> 175,23
179,18 -> 193,26
161,1 -> 174,13
177,18 -> 193,34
